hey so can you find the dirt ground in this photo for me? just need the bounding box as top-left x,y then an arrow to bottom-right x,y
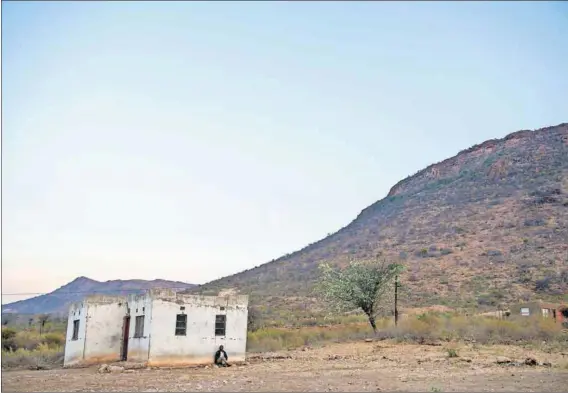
3,341 -> 568,392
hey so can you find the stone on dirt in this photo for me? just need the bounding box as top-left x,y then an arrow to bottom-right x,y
98,364 -> 109,373
108,365 -> 125,373
524,357 -> 538,366
496,356 -> 512,364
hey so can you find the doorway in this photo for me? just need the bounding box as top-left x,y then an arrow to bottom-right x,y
120,316 -> 130,361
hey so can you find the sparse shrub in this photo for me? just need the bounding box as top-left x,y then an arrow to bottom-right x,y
486,250 -> 503,257
2,327 -> 18,351
12,331 -> 42,351
1,327 -> 17,341
408,273 -> 419,282
446,348 -> 458,358
477,294 -> 498,307
535,277 -> 552,292
524,219 -> 545,227
41,333 -> 65,348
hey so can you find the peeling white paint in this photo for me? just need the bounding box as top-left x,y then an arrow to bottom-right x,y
64,296 -> 127,367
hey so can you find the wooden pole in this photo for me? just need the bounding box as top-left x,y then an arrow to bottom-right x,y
394,275 -> 399,327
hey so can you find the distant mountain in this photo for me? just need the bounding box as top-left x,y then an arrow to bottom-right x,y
1,277 -> 195,315
191,123 -> 568,318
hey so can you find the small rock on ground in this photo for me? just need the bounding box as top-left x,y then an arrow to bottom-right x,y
108,365 -> 125,373
98,364 -> 109,373
524,357 -> 538,366
496,356 -> 512,364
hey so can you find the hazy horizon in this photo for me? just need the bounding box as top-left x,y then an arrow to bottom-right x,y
3,1 -> 567,304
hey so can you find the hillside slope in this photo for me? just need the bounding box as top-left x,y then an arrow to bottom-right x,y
194,123 -> 568,312
2,277 -> 195,315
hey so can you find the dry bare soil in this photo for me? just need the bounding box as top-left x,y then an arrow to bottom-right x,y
3,342 -> 568,392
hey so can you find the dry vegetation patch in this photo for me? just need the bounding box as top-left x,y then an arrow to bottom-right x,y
2,327 -> 65,370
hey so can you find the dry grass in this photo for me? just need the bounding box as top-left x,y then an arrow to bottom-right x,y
2,328 -> 65,370
3,314 -> 566,370
2,345 -> 64,370
247,313 -> 568,353
247,322 -> 375,352
385,313 -> 565,344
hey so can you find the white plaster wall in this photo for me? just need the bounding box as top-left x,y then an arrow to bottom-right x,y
64,291 -> 248,368
83,300 -> 128,364
63,302 -> 88,366
148,294 -> 248,366
125,293 -> 153,362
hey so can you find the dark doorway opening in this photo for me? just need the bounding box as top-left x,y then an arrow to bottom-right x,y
121,316 -> 130,361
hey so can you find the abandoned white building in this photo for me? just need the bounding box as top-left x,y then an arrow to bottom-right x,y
63,289 -> 249,367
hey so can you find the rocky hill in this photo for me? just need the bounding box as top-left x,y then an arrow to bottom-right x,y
193,123 -> 568,316
1,277 -> 195,315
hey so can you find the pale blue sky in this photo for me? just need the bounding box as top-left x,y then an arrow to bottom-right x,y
2,1 -> 567,303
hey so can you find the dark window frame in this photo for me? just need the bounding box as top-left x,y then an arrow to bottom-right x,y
72,319 -> 80,341
134,315 -> 145,338
215,314 -> 226,336
175,314 -> 187,336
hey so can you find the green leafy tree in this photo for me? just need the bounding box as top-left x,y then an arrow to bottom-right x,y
316,258 -> 403,333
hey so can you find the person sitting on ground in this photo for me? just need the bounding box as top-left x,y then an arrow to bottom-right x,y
214,345 -> 230,367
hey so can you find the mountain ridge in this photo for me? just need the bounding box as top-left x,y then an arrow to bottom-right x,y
2,277 -> 195,315
386,123 -> 568,198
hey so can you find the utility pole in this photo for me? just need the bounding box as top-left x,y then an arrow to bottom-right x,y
394,274 -> 399,327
